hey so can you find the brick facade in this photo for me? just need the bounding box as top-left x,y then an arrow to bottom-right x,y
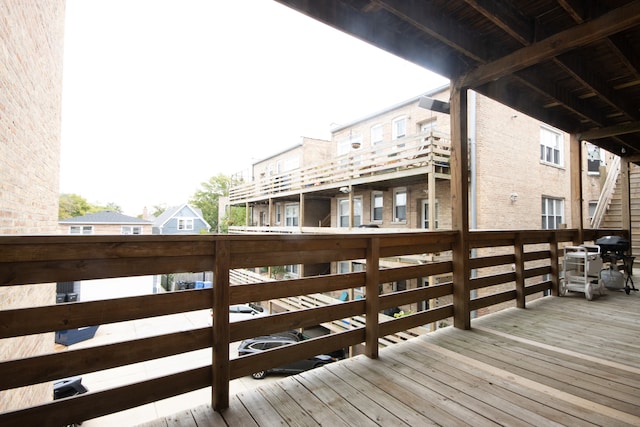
0,0 -> 66,412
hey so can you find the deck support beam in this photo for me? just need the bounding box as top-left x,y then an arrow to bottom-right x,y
450,82 -> 471,330
570,133 -> 583,244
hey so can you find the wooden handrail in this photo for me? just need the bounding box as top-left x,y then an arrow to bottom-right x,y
228,131 -> 451,203
0,228 -> 622,425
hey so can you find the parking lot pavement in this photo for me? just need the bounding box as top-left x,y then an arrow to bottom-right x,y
62,310 -> 280,426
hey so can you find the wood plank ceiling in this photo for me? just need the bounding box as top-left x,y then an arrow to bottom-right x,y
274,0 -> 640,161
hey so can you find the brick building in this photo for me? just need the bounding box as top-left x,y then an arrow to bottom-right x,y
0,1 -> 67,412
228,85 -> 613,318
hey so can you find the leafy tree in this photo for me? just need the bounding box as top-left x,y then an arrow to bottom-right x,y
151,204 -> 167,218
190,173 -> 245,233
103,202 -> 123,213
59,194 -> 122,219
59,193 -> 93,219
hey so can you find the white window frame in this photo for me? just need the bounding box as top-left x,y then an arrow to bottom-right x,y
588,201 -> 598,220
393,188 -> 407,223
121,226 -> 142,235
420,119 -> 437,133
275,202 -> 282,225
392,116 -> 407,140
284,203 -> 299,227
177,218 -> 194,231
421,199 -> 439,229
370,124 -> 383,146
371,191 -> 384,222
284,264 -> 299,278
540,126 -> 563,167
541,197 -> 564,229
69,225 -> 93,235
338,197 -> 362,228
586,143 -> 602,175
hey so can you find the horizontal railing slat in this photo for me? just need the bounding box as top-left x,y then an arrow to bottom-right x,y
0,290 -> 212,338
0,328 -> 211,390
0,367 -> 211,427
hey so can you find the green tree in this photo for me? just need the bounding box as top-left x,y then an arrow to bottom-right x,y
59,193 -> 93,219
59,194 -> 122,219
190,174 -> 245,233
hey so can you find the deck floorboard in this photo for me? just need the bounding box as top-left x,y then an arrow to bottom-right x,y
144,291 -> 640,426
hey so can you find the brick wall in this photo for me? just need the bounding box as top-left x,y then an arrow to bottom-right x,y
0,0 -> 66,412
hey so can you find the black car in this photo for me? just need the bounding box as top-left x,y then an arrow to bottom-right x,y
238,331 -> 346,379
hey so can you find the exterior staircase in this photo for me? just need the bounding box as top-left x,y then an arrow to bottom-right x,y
597,162 -> 640,257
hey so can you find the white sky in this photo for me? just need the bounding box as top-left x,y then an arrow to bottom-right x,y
60,0 -> 448,216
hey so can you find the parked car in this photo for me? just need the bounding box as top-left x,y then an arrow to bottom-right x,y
238,331 -> 346,379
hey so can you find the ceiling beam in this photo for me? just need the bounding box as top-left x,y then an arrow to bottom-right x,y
578,121 -> 640,141
463,0 -> 532,45
460,1 -> 640,88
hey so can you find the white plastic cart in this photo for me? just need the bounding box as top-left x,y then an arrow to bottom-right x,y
560,245 -> 606,300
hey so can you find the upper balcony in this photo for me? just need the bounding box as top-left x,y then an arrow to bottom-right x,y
2,228 -> 638,426
229,131 -> 451,205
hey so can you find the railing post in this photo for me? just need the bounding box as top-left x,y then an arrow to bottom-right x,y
515,234 -> 526,308
550,234 -> 560,296
212,239 -> 230,411
365,237 -> 380,358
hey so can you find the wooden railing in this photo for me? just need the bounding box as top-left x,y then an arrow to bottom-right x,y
0,228 -> 623,426
591,155 -> 621,228
229,131 -> 451,203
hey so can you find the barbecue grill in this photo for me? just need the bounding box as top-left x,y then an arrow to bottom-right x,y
595,236 -> 629,257
595,235 -> 636,294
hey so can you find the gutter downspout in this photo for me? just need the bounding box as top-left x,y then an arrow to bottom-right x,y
469,90 -> 478,318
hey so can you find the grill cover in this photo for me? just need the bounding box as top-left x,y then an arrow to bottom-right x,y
596,235 -> 629,253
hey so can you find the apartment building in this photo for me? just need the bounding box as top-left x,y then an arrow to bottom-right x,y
228,85 -> 610,317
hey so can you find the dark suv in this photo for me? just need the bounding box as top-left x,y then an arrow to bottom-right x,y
238,331 -> 346,379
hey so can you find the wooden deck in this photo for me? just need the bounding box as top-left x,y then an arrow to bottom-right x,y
142,291 -> 640,426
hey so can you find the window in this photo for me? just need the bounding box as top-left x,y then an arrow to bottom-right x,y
420,119 -> 437,133
392,116 -> 407,140
587,143 -> 602,174
284,264 -> 299,277
177,218 -> 194,230
540,126 -> 563,166
121,226 -> 142,235
284,203 -> 299,226
541,197 -> 564,229
338,197 -> 362,227
421,200 -> 439,229
275,203 -> 282,225
393,280 -> 407,292
370,124 -> 383,146
393,188 -> 407,222
69,225 -> 92,235
589,201 -> 598,219
338,261 -> 350,274
372,191 -> 383,222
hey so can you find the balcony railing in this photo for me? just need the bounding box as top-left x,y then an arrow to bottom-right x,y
0,228 -> 621,426
229,131 -> 451,203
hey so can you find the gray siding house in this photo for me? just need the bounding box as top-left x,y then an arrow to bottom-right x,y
152,204 -> 211,235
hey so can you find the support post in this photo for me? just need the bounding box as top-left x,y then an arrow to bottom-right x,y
365,237 -> 380,358
212,239 -> 230,411
569,134 -> 583,244
621,158 -> 631,236
299,193 -> 305,232
450,82 -> 471,330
